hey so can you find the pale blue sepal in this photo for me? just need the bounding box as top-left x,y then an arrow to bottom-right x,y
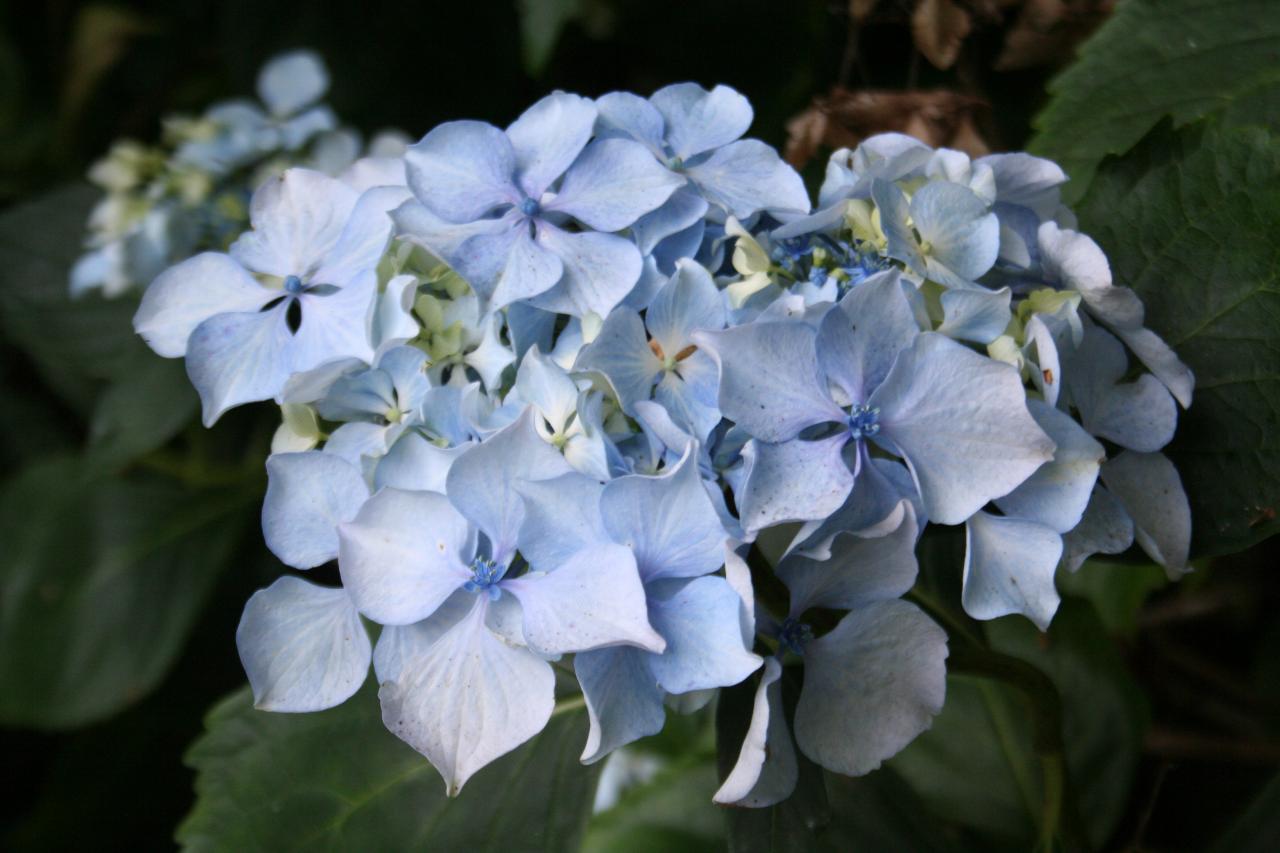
236,576 -> 370,712
262,451 -> 371,569
962,511 -> 1062,630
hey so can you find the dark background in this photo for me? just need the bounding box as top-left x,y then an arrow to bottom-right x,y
0,1 -> 1275,850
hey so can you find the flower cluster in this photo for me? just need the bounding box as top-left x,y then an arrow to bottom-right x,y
128,81 -> 1193,799
71,51 -> 408,298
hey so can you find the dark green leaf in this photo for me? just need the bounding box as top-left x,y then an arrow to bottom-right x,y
1056,559 -> 1167,636
0,458 -> 253,728
0,184 -> 142,411
584,754 -> 724,853
986,599 -> 1149,849
86,347 -> 198,470
1077,121 -> 1280,556
1030,0 -> 1280,199
178,687 -> 601,851
516,0 -> 585,76
1208,772 -> 1280,853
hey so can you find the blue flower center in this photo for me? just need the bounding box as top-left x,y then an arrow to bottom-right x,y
519,197 -> 540,217
463,556 -> 505,600
778,617 -> 814,656
283,274 -> 305,294
847,403 -> 880,440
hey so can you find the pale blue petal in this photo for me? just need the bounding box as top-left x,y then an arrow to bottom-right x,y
794,599 -> 947,775
515,344 -> 583,435
819,135 -> 931,206
372,592 -> 474,682
654,371 -> 721,442
230,169 -> 358,277
693,321 -> 844,443
963,511 -> 1062,629
1100,451 -> 1191,577
287,270 -> 377,370
187,306 -> 294,426
277,105 -> 338,151
236,577 -> 369,712
685,140 -> 810,217
650,83 -> 752,161
456,214 -> 564,309
1066,325 -> 1177,452
646,576 -> 762,694
1111,325 -> 1195,410
1061,486 -> 1134,572
337,488 -> 473,625
313,185 -> 407,285
464,313 -> 516,393
444,407 -> 573,560
378,597 -> 555,796
910,181 -> 999,284
869,333 -> 1055,525
502,543 -> 664,655
134,252 -> 270,358
820,270 -> 918,403
789,448 -> 920,560
323,421 -> 391,472
404,121 -> 520,223
778,501 -> 918,615
374,432 -> 467,494
630,190 -> 708,256
737,435 -> 855,534
574,308 -> 662,413
315,366 -> 396,422
995,400 -> 1104,533
533,224 -> 641,318
547,139 -> 683,231
263,451 -> 370,568
257,50 -> 329,116
976,152 -> 1066,220
646,258 -> 726,356
600,446 -> 726,581
595,91 -> 666,154
713,657 -> 798,807
575,645 -> 667,763
391,199 -> 512,264
514,473 -> 609,573
871,179 -> 926,276
937,287 -> 1012,344
505,92 -> 597,199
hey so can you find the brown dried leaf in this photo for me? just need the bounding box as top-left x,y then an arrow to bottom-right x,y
996,0 -> 1115,70
784,88 -> 989,168
911,0 -> 972,69
849,0 -> 880,21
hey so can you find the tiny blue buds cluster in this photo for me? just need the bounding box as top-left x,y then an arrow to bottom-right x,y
121,72 -> 1194,800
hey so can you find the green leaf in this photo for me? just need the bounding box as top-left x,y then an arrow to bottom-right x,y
892,598 -> 1147,849
0,458 -> 254,728
1056,560 -> 1167,636
986,599 -> 1149,849
1030,0 -> 1280,199
1077,121 -> 1280,556
1209,772 -> 1280,853
0,183 -> 142,411
178,687 -> 601,852
584,754 -> 724,853
86,347 -> 198,470
517,0 -> 585,76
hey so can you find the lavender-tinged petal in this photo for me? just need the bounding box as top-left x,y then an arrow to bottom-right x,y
404,121 -> 520,223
